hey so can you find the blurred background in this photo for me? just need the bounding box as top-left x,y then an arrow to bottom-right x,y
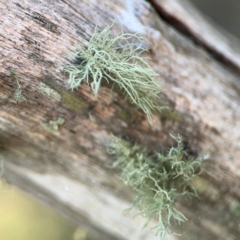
1,1 -> 239,240
0,182 -> 77,240
191,0 -> 240,39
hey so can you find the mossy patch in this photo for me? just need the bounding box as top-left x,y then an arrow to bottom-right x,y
112,103 -> 132,121
60,90 -> 86,112
227,197 -> 240,218
38,83 -> 61,102
41,78 -> 87,112
190,178 -> 219,201
161,108 -> 183,122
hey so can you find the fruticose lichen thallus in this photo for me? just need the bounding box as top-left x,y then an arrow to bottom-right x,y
108,135 -> 205,240
64,24 -> 164,123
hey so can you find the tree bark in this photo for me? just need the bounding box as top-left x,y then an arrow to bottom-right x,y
0,0 -> 240,239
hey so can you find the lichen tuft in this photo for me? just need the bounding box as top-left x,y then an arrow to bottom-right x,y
42,117 -> 65,133
107,135 -> 205,240
64,24 -> 164,123
10,71 -> 27,103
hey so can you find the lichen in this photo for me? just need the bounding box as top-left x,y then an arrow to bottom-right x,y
42,117 -> 65,133
10,71 -> 27,103
107,135 -> 205,240
64,24 -> 164,123
38,82 -> 61,102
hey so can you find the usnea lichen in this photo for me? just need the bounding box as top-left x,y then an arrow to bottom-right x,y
64,24 -> 163,123
108,135 -> 205,240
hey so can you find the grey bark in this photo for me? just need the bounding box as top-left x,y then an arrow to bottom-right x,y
0,0 -> 240,239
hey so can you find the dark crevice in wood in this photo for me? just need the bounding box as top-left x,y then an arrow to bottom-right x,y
148,0 -> 240,75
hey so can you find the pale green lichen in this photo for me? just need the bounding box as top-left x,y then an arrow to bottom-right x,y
64,24 -> 164,123
38,82 -> 61,102
42,117 -> 65,133
10,71 -> 27,103
108,135 -> 205,240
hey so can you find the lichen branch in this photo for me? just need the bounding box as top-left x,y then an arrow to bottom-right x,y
64,24 -> 164,123
108,135 -> 205,240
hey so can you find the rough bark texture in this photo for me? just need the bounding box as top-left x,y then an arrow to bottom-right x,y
0,0 -> 240,239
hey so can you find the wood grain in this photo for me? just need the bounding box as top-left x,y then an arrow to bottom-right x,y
0,0 -> 240,239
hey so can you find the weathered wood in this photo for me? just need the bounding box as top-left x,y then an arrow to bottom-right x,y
151,0 -> 240,72
0,0 -> 240,239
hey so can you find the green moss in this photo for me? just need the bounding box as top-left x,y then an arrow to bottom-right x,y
112,104 -> 132,121
10,71 -> 27,103
42,117 -> 65,133
61,90 -> 86,111
191,178 -> 219,201
161,108 -> 183,122
38,83 -> 61,102
108,135 -> 205,240
64,24 -> 164,123
42,80 -> 87,111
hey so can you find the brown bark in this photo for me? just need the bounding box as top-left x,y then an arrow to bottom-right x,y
0,0 -> 240,239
